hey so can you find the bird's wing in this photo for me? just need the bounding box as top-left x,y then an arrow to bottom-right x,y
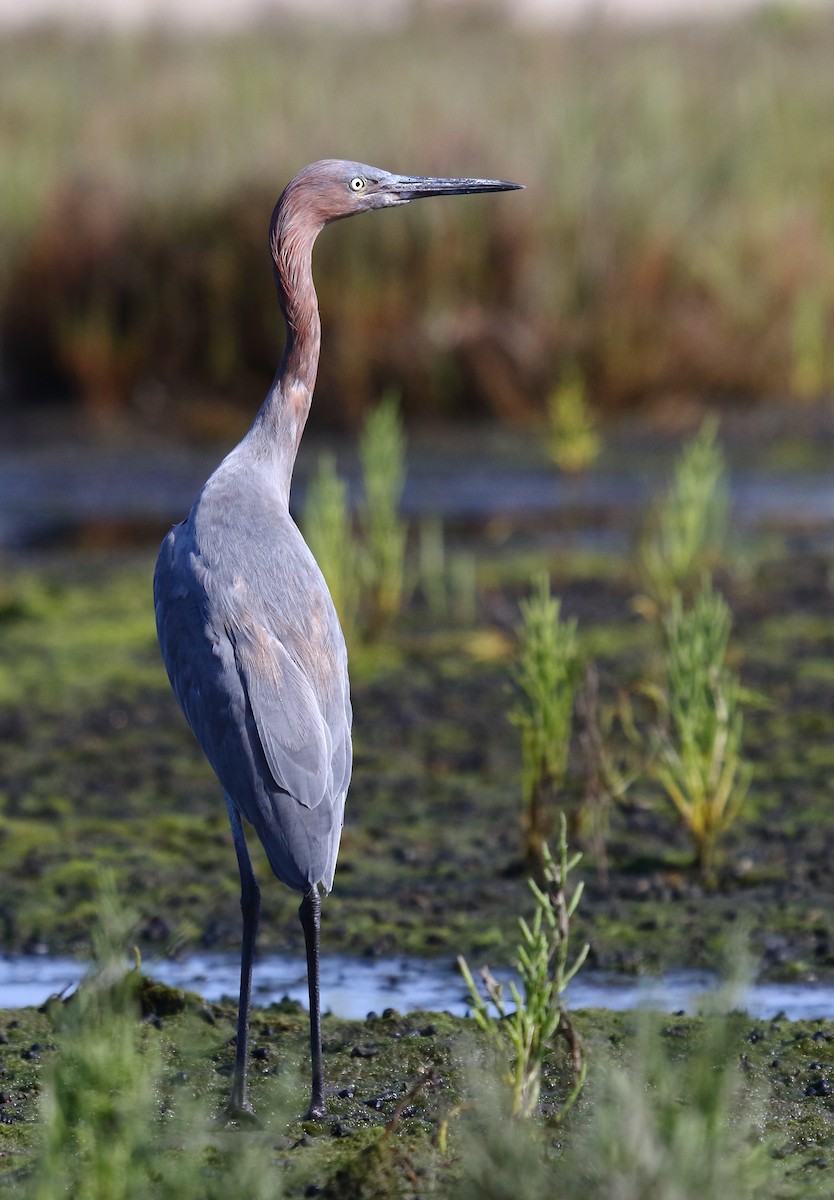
155,521 -> 350,816
229,621 -> 335,811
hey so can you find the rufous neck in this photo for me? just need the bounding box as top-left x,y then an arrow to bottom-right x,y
249,199 -> 324,478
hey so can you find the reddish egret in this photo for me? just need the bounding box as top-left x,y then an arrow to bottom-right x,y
154,159 -> 522,1120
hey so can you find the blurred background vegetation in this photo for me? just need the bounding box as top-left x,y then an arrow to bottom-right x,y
2,2 -> 834,437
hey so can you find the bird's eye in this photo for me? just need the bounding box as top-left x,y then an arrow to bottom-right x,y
349,176 -> 366,192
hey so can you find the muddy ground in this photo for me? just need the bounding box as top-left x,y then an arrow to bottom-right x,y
2,987 -> 834,1196
1,520 -> 833,982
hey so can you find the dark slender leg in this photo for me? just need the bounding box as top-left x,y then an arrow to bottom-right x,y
225,797 -> 260,1121
299,886 -> 325,1118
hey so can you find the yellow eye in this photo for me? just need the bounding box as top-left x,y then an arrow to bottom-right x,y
349,176 -> 366,192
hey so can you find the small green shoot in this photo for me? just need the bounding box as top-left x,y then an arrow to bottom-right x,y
638,417 -> 727,614
509,574 -> 579,866
358,391 -> 408,638
545,367 -> 601,475
417,516 -> 478,623
791,284 -> 828,401
654,578 -> 751,881
302,451 -> 360,648
458,817 -> 589,1120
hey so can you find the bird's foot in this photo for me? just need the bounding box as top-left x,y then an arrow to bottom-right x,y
304,1096 -> 327,1121
220,1098 -> 262,1128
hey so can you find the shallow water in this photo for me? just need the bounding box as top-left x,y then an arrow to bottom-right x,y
2,953 -> 833,1021
4,424 -> 834,553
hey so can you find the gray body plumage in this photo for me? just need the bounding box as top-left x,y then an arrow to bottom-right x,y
154,423 -> 351,895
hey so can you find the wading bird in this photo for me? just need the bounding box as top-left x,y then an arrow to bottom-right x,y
154,159 -> 522,1120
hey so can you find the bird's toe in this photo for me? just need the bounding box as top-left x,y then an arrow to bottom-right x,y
220,1100 -> 262,1128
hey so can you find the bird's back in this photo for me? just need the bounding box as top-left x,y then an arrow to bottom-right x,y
154,449 -> 352,894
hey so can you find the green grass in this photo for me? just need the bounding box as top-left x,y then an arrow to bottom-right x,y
458,819 -> 588,1120
357,392 -> 408,638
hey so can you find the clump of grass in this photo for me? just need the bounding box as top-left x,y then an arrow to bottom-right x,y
31,883 -> 157,1200
638,417 -> 728,614
545,367 -> 601,475
357,391 -> 408,638
455,955 -> 764,1200
458,816 -> 589,1121
654,578 -> 752,882
561,1008 -> 764,1199
302,451 -> 360,649
509,574 -> 580,866
30,879 -> 284,1200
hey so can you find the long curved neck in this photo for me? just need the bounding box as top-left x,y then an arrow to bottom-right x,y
248,195 -> 324,495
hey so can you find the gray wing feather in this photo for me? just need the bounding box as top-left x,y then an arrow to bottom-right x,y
155,521 -> 351,827
230,624 -> 332,810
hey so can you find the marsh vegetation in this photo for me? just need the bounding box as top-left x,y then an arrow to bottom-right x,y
4,8 -> 834,429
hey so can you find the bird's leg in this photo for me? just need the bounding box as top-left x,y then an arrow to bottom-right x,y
225,798 -> 261,1123
299,886 -> 326,1119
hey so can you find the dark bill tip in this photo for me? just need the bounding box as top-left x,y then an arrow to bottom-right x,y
390,176 -> 524,201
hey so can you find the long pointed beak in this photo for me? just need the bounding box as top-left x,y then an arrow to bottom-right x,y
386,175 -> 524,201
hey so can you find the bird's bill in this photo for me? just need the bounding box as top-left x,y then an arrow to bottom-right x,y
386,175 -> 524,201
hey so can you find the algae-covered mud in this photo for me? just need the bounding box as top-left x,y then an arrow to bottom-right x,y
1,990 -> 834,1196
1,526 -> 833,980
2,412 -> 834,972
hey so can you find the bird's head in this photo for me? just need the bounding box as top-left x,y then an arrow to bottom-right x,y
277,158 -> 523,230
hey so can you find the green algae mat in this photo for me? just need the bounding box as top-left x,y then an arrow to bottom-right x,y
1,549 -> 834,978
